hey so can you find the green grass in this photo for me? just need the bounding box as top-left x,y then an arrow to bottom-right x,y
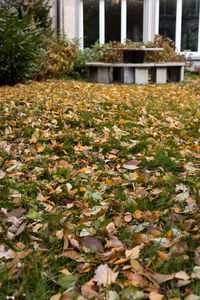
0,78 -> 200,299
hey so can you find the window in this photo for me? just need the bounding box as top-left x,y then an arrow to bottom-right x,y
127,0 -> 143,42
79,0 -> 145,48
83,0 -> 99,48
159,0 -> 176,42
181,0 -> 199,51
158,0 -> 200,53
105,0 -> 121,42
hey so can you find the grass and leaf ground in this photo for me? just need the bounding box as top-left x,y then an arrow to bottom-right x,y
0,78 -> 200,300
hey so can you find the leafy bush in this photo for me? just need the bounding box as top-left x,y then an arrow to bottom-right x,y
0,8 -> 48,85
0,0 -> 52,33
36,37 -> 78,80
81,36 -> 186,64
145,35 -> 186,62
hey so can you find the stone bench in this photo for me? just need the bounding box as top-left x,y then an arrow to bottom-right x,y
86,62 -> 185,85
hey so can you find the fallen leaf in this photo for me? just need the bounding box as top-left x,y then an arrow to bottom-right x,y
148,272 -> 174,284
93,264 -> 118,286
125,246 -> 140,260
82,236 -> 104,252
149,292 -> 163,300
0,170 -> 5,179
175,271 -> 190,281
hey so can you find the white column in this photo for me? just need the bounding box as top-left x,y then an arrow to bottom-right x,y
143,0 -> 147,42
143,0 -> 153,42
154,0 -> 159,36
198,0 -> 200,52
175,0 -> 182,52
121,0 -> 127,44
99,0 -> 105,44
78,0 -> 84,49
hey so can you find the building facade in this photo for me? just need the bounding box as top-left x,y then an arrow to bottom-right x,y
50,0 -> 200,69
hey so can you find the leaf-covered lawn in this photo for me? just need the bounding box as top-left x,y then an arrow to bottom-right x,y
0,79 -> 200,300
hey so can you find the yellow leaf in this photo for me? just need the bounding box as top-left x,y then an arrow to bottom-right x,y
114,258 -> 129,265
37,145 -> 45,153
119,118 -> 125,124
157,250 -> 169,261
70,188 -> 78,196
133,210 -> 142,219
166,230 -> 173,238
149,292 -> 163,300
195,111 -> 200,118
131,259 -> 143,274
29,137 -> 37,143
126,246 -> 140,260
80,187 -> 86,192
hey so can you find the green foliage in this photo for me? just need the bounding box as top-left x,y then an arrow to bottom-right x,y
0,0 -> 52,33
0,8 -> 48,85
36,37 -> 78,80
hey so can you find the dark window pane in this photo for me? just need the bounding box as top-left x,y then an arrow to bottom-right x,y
159,0 -> 176,41
105,0 -> 121,42
84,0 -> 99,48
181,0 -> 199,51
127,0 -> 143,42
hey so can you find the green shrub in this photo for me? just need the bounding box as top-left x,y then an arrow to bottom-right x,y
0,8 -> 48,85
0,0 -> 52,33
36,37 -> 78,80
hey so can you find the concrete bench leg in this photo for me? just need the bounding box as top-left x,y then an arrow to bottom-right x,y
134,68 -> 148,84
122,67 -> 134,84
180,66 -> 184,82
88,67 -> 111,84
152,67 -> 167,84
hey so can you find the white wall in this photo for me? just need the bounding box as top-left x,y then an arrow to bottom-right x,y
62,0 -> 76,40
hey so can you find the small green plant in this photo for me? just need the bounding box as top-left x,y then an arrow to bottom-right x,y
0,8 -> 48,85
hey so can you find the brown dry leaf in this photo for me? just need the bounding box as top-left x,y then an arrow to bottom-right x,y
124,212 -> 132,222
81,280 -> 98,299
50,293 -> 62,300
14,242 -> 26,250
175,271 -> 190,281
148,272 -> 174,284
56,230 -> 64,240
60,250 -> 84,260
125,246 -> 140,260
82,236 -> 104,252
0,170 -> 5,179
0,245 -> 15,259
195,251 -> 200,266
60,269 -> 71,275
69,237 -> 80,250
93,264 -> 118,286
149,292 -> 163,300
16,249 -> 32,259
